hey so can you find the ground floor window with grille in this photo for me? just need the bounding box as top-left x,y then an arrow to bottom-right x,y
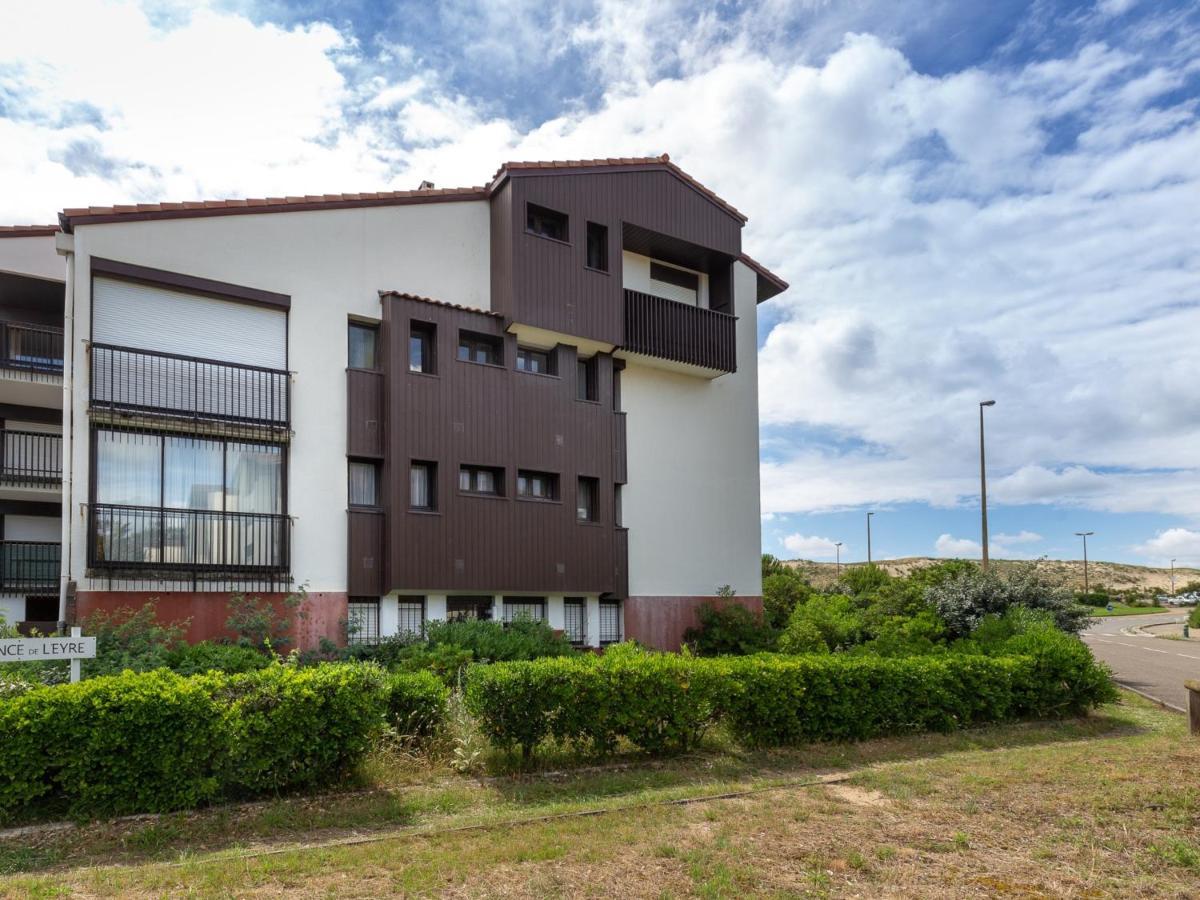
563,598 -> 587,646
447,596 -> 493,621
599,600 -> 622,645
347,598 -> 380,645
503,597 -> 545,624
397,598 -> 425,638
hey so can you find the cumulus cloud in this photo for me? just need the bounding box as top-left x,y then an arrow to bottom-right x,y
782,533 -> 842,560
1133,529 -> 1200,563
934,534 -> 982,558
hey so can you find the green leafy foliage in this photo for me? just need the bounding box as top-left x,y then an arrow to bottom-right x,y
1189,605 -> 1200,629
683,602 -> 776,655
225,586 -> 306,651
164,641 -> 273,676
761,570 -> 814,630
79,603 -> 187,677
384,670 -> 450,739
779,593 -> 866,652
423,618 -> 574,663
926,562 -> 1091,638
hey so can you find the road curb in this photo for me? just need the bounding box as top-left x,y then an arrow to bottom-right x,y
1115,682 -> 1186,714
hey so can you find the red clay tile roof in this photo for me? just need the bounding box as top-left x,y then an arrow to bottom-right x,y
378,290 -> 500,318
490,154 -> 747,223
738,252 -> 789,301
0,224 -> 60,237
59,187 -> 488,229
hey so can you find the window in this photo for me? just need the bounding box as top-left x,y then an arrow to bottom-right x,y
650,261 -> 700,292
599,601 -> 623,645
24,595 -> 58,623
577,476 -> 599,522
348,598 -> 380,645
503,597 -> 546,623
576,356 -> 598,401
586,222 -> 608,271
517,470 -> 558,501
614,484 -> 623,527
448,596 -> 493,621
459,464 -> 503,496
564,598 -> 587,646
397,598 -> 425,638
348,461 -> 378,507
410,461 -> 436,510
457,330 -> 503,366
409,321 -> 436,374
526,203 -> 568,242
348,321 -> 379,370
516,346 -> 553,375
612,363 -> 622,412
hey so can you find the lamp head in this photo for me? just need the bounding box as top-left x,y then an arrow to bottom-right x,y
980,400 -> 996,407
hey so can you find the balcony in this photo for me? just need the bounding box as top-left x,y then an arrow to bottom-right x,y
0,321 -> 64,377
0,429 -> 62,488
88,504 -> 290,578
90,343 -> 290,434
623,289 -> 736,375
0,541 -> 60,592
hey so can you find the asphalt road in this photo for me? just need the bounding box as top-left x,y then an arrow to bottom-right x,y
1082,611 -> 1200,711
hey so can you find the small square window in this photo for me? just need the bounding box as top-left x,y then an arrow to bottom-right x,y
526,203 -> 568,242
517,469 -> 559,501
586,222 -> 608,271
410,321 -> 436,374
348,321 -> 379,370
577,476 -> 599,522
348,460 -> 379,507
576,356 -> 598,401
503,598 -> 546,623
459,464 -> 503,496
397,598 -> 426,638
517,346 -> 553,375
457,330 -> 503,366
348,598 -> 380,645
410,461 -> 436,510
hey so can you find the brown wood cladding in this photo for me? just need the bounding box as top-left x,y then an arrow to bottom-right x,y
490,169 -> 742,348
347,510 -> 383,595
379,294 -> 628,597
346,369 -> 384,457
624,289 -> 737,373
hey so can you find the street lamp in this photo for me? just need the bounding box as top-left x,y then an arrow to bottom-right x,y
834,541 -> 843,577
866,512 -> 875,566
1075,531 -> 1095,595
979,400 -> 996,571
1171,558 -> 1177,596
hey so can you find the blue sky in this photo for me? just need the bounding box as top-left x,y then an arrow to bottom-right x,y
2,0 -> 1199,566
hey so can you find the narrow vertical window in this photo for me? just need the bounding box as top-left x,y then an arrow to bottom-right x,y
410,461 -> 436,510
347,598 -> 380,645
586,222 -> 608,271
348,321 -> 379,370
348,461 -> 379,507
577,476 -> 599,522
409,322 -> 436,374
576,356 -> 598,401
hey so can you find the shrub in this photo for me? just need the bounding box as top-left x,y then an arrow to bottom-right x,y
779,593 -> 865,652
79,603 -> 187,677
683,602 -> 776,656
926,562 -> 1091,638
385,670 -> 450,739
0,670 -> 227,818
424,618 -> 574,663
1189,606 -> 1200,629
166,641 -> 273,676
212,663 -> 388,794
762,570 -> 813,630
226,587 -> 305,651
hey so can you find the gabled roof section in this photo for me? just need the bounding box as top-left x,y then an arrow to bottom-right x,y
489,154 -> 748,224
378,289 -> 500,319
0,224 -> 60,237
739,252 -> 789,303
59,187 -> 488,231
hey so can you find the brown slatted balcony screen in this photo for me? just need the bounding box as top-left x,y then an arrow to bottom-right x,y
623,289 -> 736,373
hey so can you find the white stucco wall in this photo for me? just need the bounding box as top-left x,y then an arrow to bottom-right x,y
65,201 -> 491,592
621,251 -> 708,307
621,260 -> 762,597
0,235 -> 64,282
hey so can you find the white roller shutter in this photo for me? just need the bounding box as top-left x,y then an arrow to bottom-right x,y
92,277 -> 286,369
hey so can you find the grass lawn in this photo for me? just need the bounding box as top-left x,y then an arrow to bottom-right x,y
2,693 -> 1199,897
1089,603 -> 1169,617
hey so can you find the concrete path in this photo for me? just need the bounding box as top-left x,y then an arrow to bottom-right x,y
1082,612 -> 1200,711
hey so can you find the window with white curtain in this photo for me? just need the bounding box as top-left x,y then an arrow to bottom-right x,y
410,461 -> 435,510
348,461 -> 379,507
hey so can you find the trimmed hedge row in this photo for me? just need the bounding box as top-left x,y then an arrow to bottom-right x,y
465,644 -> 1115,759
0,664 -> 446,820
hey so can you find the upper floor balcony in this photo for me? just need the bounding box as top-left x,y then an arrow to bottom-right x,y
0,428 -> 62,489
90,343 -> 290,436
0,321 -> 64,378
623,289 -> 737,375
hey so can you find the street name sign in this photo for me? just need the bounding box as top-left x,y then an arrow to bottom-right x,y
0,628 -> 94,682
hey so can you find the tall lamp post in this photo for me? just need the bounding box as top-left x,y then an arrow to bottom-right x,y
834,541 -> 843,577
1171,558 -> 1177,595
1075,531 -> 1095,595
979,400 -> 996,571
866,512 -> 875,566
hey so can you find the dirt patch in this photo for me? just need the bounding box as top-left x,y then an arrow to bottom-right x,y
826,784 -> 890,807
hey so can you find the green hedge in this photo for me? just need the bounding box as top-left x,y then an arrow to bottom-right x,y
465,644 -> 1115,759
0,663 -> 390,820
384,670 -> 449,739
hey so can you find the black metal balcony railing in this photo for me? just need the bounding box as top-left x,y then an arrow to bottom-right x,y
0,322 -> 64,375
90,343 -> 290,428
623,289 -> 736,374
0,429 -> 62,486
0,541 -> 61,591
88,504 -> 290,576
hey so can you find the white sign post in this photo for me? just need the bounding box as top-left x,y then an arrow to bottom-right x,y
0,627 -> 96,683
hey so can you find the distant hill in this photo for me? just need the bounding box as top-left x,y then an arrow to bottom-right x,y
783,556 -> 1199,595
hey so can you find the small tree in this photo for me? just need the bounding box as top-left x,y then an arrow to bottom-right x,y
926,563 -> 1089,638
226,584 -> 308,652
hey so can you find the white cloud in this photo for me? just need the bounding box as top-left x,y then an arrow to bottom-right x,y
1133,528 -> 1200,563
992,530 -> 1042,545
782,533 -> 842,559
934,534 -> 982,558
